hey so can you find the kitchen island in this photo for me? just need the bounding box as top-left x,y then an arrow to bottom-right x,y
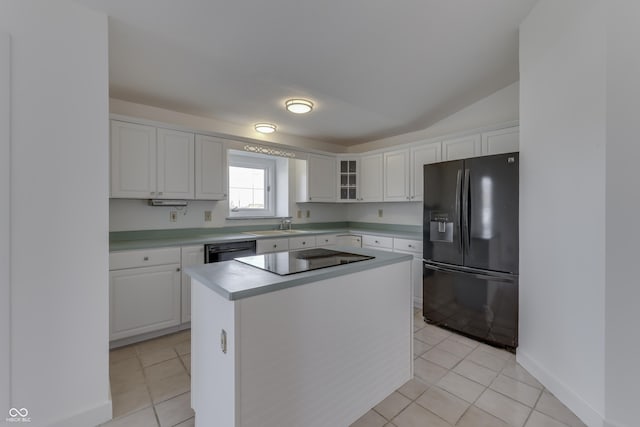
186,247 -> 413,427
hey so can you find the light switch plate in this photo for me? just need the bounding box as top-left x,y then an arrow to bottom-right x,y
204,210 -> 212,222
306,210 -> 310,218
378,209 -> 383,218
170,211 -> 178,222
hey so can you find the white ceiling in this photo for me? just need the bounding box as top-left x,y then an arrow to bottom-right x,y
77,0 -> 537,145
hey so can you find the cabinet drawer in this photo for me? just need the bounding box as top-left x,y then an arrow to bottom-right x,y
289,235 -> 317,250
362,235 -> 394,250
393,238 -> 423,254
316,234 -> 338,247
256,238 -> 290,254
110,247 -> 181,270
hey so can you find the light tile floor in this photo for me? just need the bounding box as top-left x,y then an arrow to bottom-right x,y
101,330 -> 193,427
104,313 -> 586,427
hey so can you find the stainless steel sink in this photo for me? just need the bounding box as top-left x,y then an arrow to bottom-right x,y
243,229 -> 308,236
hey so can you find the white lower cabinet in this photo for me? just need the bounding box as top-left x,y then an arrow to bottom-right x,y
256,238 -> 290,254
336,234 -> 362,247
316,233 -> 338,247
289,235 -> 316,250
362,235 -> 394,251
109,247 -> 182,342
109,263 -> 181,341
181,245 -> 205,323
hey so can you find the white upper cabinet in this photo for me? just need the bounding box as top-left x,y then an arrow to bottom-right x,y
410,142 -> 442,201
156,128 -> 195,199
110,120 -> 195,199
442,134 -> 482,161
481,127 -> 519,155
195,134 -> 226,200
383,149 -> 410,201
110,121 -> 157,198
306,154 -> 336,202
359,153 -> 383,202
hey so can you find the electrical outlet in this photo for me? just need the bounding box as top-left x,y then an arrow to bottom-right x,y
204,210 -> 212,222
378,209 -> 383,218
306,210 -> 310,218
170,211 -> 178,222
297,210 -> 302,219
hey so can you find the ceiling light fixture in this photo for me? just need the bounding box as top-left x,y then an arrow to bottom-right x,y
254,123 -> 277,134
285,98 -> 314,114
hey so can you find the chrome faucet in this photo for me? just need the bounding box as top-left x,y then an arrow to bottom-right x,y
279,217 -> 293,230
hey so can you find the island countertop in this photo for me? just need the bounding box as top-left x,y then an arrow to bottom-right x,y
185,246 -> 413,301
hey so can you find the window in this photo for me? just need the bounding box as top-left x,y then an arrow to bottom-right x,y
228,153 -> 276,217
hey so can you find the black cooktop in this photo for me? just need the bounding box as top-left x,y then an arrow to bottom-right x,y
234,248 -> 374,276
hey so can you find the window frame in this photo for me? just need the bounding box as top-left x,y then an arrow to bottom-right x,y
227,153 -> 276,218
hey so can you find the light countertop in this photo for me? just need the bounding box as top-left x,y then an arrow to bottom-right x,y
109,223 -> 422,252
185,246 -> 413,300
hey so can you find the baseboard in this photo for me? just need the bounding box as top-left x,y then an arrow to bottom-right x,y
48,400 -> 112,427
110,322 -> 190,349
517,350 -> 604,427
413,297 -> 423,310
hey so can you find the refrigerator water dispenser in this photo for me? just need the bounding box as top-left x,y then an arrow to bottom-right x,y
429,215 -> 454,242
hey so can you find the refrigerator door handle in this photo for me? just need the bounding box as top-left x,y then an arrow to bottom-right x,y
455,169 -> 463,253
423,262 -> 515,283
462,168 -> 471,254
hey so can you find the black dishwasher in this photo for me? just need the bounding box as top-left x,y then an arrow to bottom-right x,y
204,240 -> 257,263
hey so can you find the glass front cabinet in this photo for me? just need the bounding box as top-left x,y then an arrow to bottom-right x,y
338,158 -> 359,201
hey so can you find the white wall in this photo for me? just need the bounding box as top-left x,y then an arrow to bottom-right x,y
1,31 -> 11,418
109,199 -> 347,232
0,2 -> 111,426
604,2 -> 640,426
347,82 -> 519,153
518,1 -> 606,426
347,202 -> 422,226
110,98 -> 347,154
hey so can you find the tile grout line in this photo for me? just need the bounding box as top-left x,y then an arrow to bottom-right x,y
135,350 -> 162,427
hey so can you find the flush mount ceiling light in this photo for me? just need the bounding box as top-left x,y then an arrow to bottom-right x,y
254,123 -> 277,134
285,98 -> 314,114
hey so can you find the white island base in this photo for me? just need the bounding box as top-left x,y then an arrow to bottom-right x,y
191,259 -> 412,427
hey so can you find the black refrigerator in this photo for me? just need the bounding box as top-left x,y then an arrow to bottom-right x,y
423,152 -> 519,350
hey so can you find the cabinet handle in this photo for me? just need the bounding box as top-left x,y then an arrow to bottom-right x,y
158,191 -> 163,195
143,256 -> 149,261
150,192 -> 155,196
176,267 -> 181,272
309,197 -> 312,201
375,240 -> 379,244
302,242 -> 306,245
408,244 -> 413,248
273,244 -> 277,248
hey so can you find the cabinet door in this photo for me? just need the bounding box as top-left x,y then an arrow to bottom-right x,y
360,154 -> 383,202
289,236 -> 316,250
337,158 -> 359,202
256,238 -> 290,254
109,264 -> 181,341
383,149 -> 410,201
410,142 -> 442,201
195,134 -> 226,200
307,154 -> 336,202
481,127 -> 519,155
316,234 -> 338,247
442,134 -> 481,160
181,245 -> 205,324
156,128 -> 195,199
110,121 -> 157,198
